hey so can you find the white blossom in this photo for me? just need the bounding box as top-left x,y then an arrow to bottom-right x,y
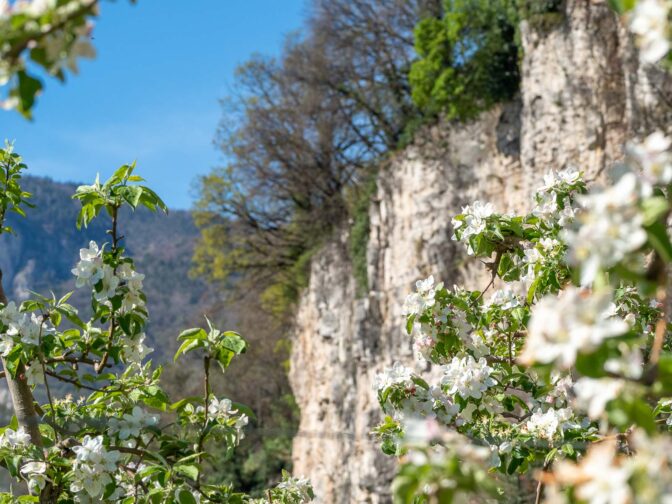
520,288 -> 629,368
627,131 -> 672,188
122,333 -> 153,365
573,378 -> 623,420
553,441 -> 632,504
276,475 -> 313,500
24,363 -> 44,386
525,407 -> 573,440
70,435 -> 121,499
374,361 -> 414,391
108,406 -> 159,440
71,241 -> 104,288
604,342 -> 643,379
451,201 -> 496,253
13,0 -> 57,17
403,275 -> 441,316
486,288 -> 520,311
0,426 -> 31,448
441,355 -> 495,400
20,461 -> 46,494
547,372 -> 574,407
563,172 -> 646,286
630,0 -> 671,64
429,386 -> 459,421
402,416 -> 444,444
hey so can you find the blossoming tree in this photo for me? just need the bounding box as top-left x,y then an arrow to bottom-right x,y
0,147 -> 314,503
374,1 -> 672,502
0,2 -> 315,501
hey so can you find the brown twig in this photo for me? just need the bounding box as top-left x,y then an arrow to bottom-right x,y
650,284 -> 668,365
475,250 -> 503,302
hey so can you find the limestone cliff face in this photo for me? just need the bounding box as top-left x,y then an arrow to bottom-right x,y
289,2 -> 672,502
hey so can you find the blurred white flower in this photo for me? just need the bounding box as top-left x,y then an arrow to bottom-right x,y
553,441 -> 632,504
520,288 -> 628,368
573,377 -> 623,419
630,0 -> 671,64
627,131 -> 672,188
486,288 -> 520,310
564,173 -> 646,286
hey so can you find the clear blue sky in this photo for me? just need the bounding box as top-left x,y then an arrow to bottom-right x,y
2,0 -> 306,209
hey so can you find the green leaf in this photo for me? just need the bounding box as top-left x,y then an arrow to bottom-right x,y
170,396 -> 205,411
174,464 -> 199,481
123,186 -> 143,209
15,71 -> 43,119
176,490 -> 197,504
220,332 -> 246,354
405,314 -> 415,335
173,338 -> 203,362
178,327 -> 207,341
646,220 -> 672,262
642,196 -> 669,226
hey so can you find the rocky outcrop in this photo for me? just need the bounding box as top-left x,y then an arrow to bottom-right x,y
289,1 -> 672,502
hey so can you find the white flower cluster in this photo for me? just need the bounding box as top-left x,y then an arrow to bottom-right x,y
520,238 -> 560,287
549,431 -> 672,504
0,426 -> 31,448
72,241 -> 146,313
276,475 -> 313,500
373,361 -> 414,391
629,0 -> 671,64
628,131 -> 672,189
441,355 -> 495,400
0,301 -> 54,356
520,287 -> 629,368
532,169 -> 580,226
1,0 -> 57,18
451,201 -> 495,254
524,407 -> 574,441
402,275 -> 442,316
70,435 -> 121,500
196,397 -> 249,439
21,460 -> 47,495
120,332 -> 153,365
563,172 -> 646,286
572,377 -> 624,420
485,288 -> 520,311
108,405 -> 159,444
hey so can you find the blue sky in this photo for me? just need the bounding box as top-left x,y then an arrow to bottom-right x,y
2,0 -> 306,209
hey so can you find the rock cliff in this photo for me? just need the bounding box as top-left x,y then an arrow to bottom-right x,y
289,1 -> 672,502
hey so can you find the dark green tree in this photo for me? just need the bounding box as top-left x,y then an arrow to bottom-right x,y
409,0 -> 521,120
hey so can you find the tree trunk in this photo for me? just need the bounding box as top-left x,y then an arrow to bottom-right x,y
0,270 -> 42,446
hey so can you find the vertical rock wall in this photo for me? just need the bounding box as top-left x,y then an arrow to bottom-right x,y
289,1 -> 672,502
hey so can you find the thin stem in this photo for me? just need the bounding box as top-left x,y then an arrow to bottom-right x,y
37,317 -> 57,439
475,250 -> 503,302
196,355 -> 211,488
650,281 -> 668,365
96,204 -> 121,374
44,371 -> 103,392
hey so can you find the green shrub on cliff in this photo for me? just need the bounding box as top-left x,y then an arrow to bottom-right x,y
409,0 -> 563,121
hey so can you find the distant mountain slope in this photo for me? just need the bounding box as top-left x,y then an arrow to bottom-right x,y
0,176 -> 214,360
